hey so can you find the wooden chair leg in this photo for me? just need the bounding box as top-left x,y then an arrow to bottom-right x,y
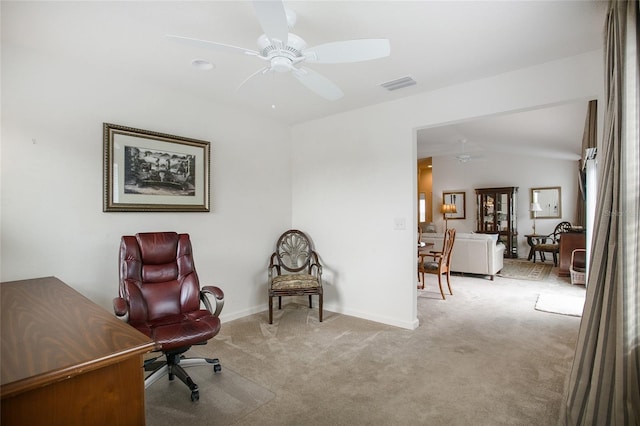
319,294 -> 323,322
437,273 -> 446,300
278,296 -> 282,309
269,296 -> 273,324
308,295 -> 312,308
446,271 -> 453,295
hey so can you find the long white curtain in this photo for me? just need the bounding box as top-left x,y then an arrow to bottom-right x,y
563,1 -> 639,425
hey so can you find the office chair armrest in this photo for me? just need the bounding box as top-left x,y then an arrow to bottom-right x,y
113,297 -> 129,322
201,286 -> 225,318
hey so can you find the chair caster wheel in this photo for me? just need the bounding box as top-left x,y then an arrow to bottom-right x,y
191,390 -> 199,402
214,363 -> 222,373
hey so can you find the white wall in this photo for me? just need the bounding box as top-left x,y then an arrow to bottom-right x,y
291,51 -> 604,329
1,44 -> 604,330
1,45 -> 292,321
431,153 -> 579,257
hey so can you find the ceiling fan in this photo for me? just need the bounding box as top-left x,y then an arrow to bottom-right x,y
455,139 -> 485,163
166,1 -> 390,100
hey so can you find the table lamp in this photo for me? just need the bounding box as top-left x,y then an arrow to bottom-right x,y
441,203 -> 457,230
530,202 -> 542,234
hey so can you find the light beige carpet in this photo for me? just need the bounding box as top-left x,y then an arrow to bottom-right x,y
535,293 -> 586,317
146,273 -> 582,426
145,364 -> 275,425
497,258 -> 553,281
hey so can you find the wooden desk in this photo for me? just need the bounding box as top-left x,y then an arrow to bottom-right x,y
1,277 -> 155,426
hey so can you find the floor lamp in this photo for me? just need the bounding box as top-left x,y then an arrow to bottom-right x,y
441,203 -> 457,230
530,202 -> 542,234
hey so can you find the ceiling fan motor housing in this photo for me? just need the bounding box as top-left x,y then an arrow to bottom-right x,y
258,33 -> 306,59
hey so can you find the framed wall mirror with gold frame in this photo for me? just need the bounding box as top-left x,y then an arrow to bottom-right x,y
530,186 -> 561,219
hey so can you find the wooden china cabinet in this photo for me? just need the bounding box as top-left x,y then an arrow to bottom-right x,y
475,186 -> 518,258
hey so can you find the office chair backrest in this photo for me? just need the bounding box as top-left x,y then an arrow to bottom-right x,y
120,232 -> 201,323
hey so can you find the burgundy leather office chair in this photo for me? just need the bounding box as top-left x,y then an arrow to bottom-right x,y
113,232 -> 224,401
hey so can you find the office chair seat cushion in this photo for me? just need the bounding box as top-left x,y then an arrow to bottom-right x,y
272,274 -> 319,290
132,310 -> 221,351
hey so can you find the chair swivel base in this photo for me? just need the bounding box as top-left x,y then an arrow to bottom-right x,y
144,352 -> 222,401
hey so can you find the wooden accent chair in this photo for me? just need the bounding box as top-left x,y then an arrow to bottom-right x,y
268,229 -> 323,324
114,232 -> 224,402
418,228 -> 456,299
532,221 -> 572,266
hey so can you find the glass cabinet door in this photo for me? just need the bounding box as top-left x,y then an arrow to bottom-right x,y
478,193 -> 496,231
497,193 -> 508,231
475,187 -> 518,258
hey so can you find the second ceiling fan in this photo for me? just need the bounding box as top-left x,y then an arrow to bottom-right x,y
167,1 -> 390,100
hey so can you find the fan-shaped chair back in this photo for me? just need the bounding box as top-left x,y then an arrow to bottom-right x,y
275,229 -> 314,273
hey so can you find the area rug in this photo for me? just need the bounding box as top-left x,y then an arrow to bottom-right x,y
535,293 -> 585,317
145,364 -> 275,426
497,259 -> 553,281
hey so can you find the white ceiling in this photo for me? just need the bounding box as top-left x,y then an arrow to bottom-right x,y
2,1 -> 607,158
417,101 -> 591,161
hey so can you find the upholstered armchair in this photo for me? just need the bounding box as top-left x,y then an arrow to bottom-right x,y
114,232 -> 224,401
268,229 -> 323,324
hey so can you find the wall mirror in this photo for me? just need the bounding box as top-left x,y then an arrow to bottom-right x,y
531,186 -> 561,218
442,191 -> 466,219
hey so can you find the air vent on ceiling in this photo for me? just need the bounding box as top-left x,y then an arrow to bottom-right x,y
380,76 -> 417,91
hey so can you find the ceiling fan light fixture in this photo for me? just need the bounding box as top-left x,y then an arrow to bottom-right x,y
271,56 -> 293,72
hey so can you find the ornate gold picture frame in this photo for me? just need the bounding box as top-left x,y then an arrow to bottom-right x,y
103,123 -> 210,212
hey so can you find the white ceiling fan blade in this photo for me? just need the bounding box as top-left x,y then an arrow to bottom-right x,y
236,66 -> 271,92
305,39 -> 390,64
166,35 -> 259,57
252,1 -> 289,46
291,67 -> 343,100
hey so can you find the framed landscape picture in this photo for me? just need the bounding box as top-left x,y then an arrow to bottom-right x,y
103,123 -> 210,212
